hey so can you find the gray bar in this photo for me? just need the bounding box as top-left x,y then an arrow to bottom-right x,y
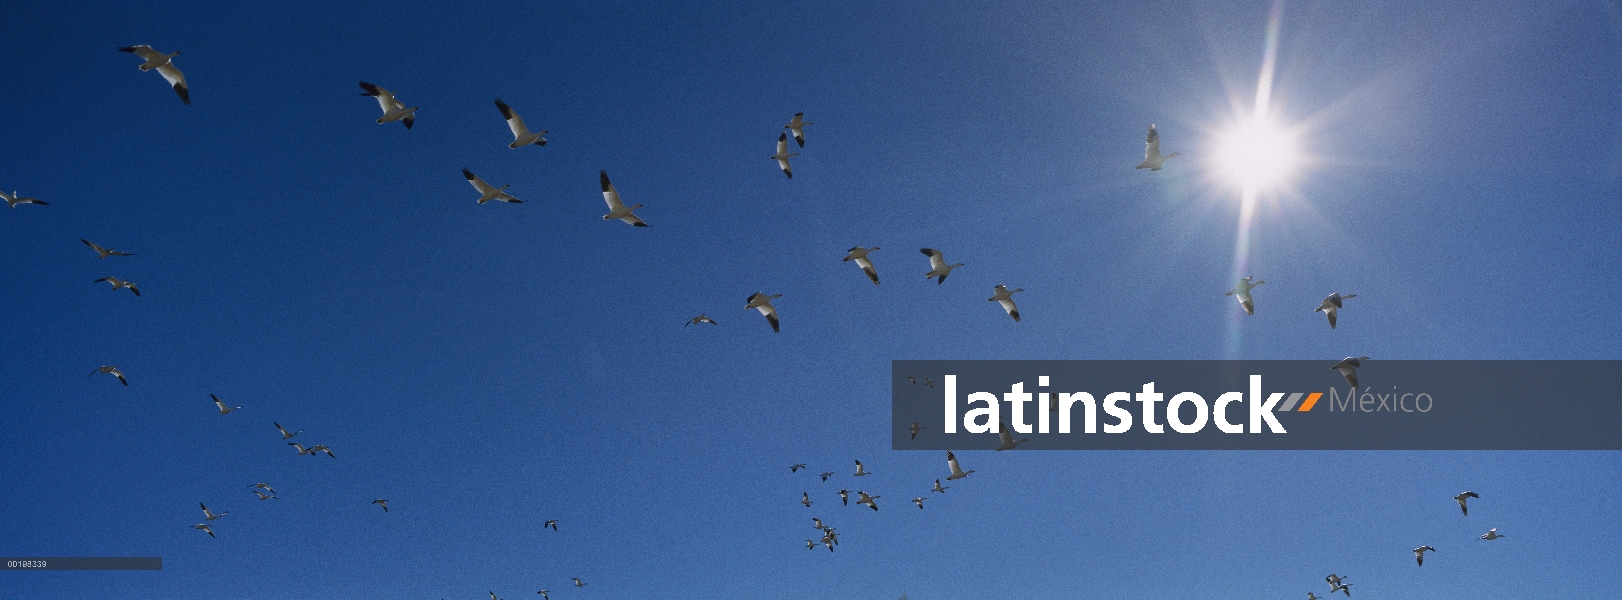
1,557 -> 161,570
1277,392 -> 1304,412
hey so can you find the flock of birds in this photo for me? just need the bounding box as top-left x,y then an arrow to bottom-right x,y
1299,491 -> 1507,598
4,40 -> 1508,599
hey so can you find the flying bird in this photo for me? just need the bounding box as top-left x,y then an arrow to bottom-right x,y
770,133 -> 798,178
538,591 -> 549,599
462,168 -> 522,204
572,578 -> 586,588
545,519 -> 558,531
818,472 -> 833,481
1135,124 -> 1179,170
80,239 -> 133,259
908,376 -> 917,385
1455,491 -> 1479,516
1413,545 -> 1434,566
812,518 -> 829,530
599,171 -> 648,227
805,539 -> 817,550
1324,574 -> 1344,588
855,491 -> 880,511
494,99 -> 547,148
89,365 -> 128,386
784,112 -> 813,147
853,460 -> 869,476
1332,356 -> 1370,389
746,292 -> 782,332
989,284 -> 1024,322
2,190 -> 48,208
1331,583 -> 1352,597
210,394 -> 238,411
685,314 -> 717,326
838,490 -> 850,505
822,537 -> 836,552
358,82 -> 416,128
200,503 -> 227,521
120,45 -> 188,104
247,482 -> 276,495
373,499 -> 389,512
252,490 -> 277,501
1225,276 -> 1265,315
801,492 -> 813,507
920,248 -> 964,284
843,246 -> 881,285
791,463 -> 806,472
931,479 -> 948,493
1315,292 -> 1357,329
1479,527 -> 1504,540
289,443 -> 316,456
191,523 -> 215,538
94,276 -> 140,296
913,497 -> 924,509
996,420 -> 1029,451
274,423 -> 301,439
924,378 -> 935,388
946,450 -> 974,480
310,444 -> 336,458
908,421 -> 922,440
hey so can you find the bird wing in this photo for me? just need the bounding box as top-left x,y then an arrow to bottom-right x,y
463,169 -> 495,194
854,257 -> 879,284
156,62 -> 188,103
998,296 -> 1018,317
360,83 -> 397,112
1326,308 -> 1337,329
496,99 -> 529,137
776,133 -> 788,155
600,171 -> 625,211
1145,125 -> 1161,158
921,248 -> 946,270
121,45 -> 162,61
82,239 -> 104,253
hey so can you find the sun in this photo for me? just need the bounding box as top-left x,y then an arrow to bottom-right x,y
1212,115 -> 1299,190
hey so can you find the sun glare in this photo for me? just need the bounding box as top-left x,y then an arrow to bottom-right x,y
1213,116 -> 1299,190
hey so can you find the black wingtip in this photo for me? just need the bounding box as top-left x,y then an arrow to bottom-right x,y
119,46 -> 138,53
495,98 -> 513,118
463,168 -> 475,179
634,222 -> 649,227
599,171 -> 611,191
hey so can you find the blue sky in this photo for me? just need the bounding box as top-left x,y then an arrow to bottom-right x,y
1,1 -> 1618,598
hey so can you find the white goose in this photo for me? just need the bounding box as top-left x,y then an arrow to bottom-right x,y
89,365 -> 128,386
289,443 -> 316,456
462,168 -> 522,204
1413,545 -> 1434,566
837,489 -> 850,505
192,523 -> 215,538
1479,527 -> 1504,541
852,460 -> 869,476
1331,356 -> 1369,389
1135,124 -> 1179,170
200,502 -> 227,521
931,479 -> 947,493
843,246 -> 881,285
685,314 -> 717,326
247,482 -> 276,495
120,45 -> 188,104
819,472 -> 833,481
855,491 -> 880,511
373,499 -> 389,512
210,394 -> 241,414
253,490 -> 277,501
785,112 -> 813,147
495,99 -> 547,148
599,171 -> 648,227
912,497 -> 924,509
310,444 -> 336,458
572,578 -> 587,588
771,133 -> 798,179
801,492 -> 813,507
989,284 -> 1024,322
81,239 -> 132,258
746,292 -> 781,332
274,422 -> 301,440
1315,292 -> 1356,329
358,82 -> 416,129
2,190 -> 48,208
94,276 -> 141,296
920,248 -> 964,284
908,421 -> 922,440
996,420 -> 1029,451
945,450 -> 974,480
1455,491 -> 1479,516
1225,276 -> 1265,315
